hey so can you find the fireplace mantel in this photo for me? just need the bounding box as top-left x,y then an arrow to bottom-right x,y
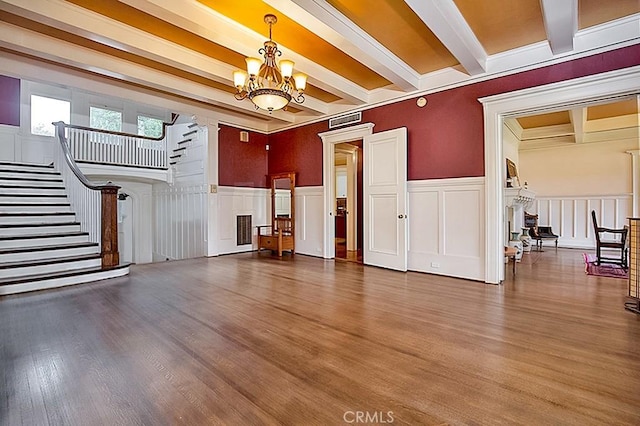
504,187 -> 536,208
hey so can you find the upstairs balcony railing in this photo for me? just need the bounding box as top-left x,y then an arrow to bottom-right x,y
58,114 -> 177,169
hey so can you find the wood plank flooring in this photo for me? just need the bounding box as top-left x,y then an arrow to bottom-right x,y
2,248 -> 640,425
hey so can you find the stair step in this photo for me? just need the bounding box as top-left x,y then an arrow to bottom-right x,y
0,186 -> 66,195
0,263 -> 130,295
0,162 -> 56,172
183,129 -> 197,137
0,232 -> 90,249
0,178 -> 64,188
0,212 -> 76,224
187,123 -> 198,128
0,253 -> 101,279
169,161 -> 177,166
177,138 -> 192,145
173,146 -> 186,152
0,203 -> 71,213
0,195 -> 68,203
0,222 -> 82,236
0,242 -> 99,263
0,168 -> 60,179
0,174 -> 62,183
169,154 -> 182,159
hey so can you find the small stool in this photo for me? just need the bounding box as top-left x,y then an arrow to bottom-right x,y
505,246 -> 517,275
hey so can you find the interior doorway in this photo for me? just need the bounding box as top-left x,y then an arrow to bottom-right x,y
334,141 -> 362,262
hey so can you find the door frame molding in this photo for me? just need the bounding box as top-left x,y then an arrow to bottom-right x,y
319,123 -> 375,259
480,65 -> 640,284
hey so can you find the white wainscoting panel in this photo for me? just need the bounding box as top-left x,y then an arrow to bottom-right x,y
408,177 -> 485,281
217,186 -> 269,255
152,183 -> 208,261
0,125 -> 19,162
295,186 -> 324,257
530,194 -> 632,249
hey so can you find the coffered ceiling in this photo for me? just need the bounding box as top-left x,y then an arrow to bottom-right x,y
0,0 -> 638,132
506,96 -> 640,150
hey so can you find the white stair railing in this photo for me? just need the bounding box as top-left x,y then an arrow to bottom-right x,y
53,122 -> 120,268
65,121 -> 174,169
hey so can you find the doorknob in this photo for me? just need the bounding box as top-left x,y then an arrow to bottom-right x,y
398,214 -> 403,219
398,214 -> 407,219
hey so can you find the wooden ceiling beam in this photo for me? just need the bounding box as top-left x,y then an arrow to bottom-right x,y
0,21 -> 297,123
404,0 -> 486,76
540,0 -> 577,54
120,0 -> 369,105
269,0 -> 420,91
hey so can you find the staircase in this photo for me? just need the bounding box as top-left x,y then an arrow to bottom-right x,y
169,123 -> 199,167
0,162 -> 129,295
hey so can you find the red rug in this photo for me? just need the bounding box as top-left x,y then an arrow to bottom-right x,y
582,253 -> 628,279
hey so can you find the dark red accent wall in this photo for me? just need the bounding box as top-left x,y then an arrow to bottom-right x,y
0,76 -> 20,127
269,44 -> 640,185
267,120 -> 329,187
218,124 -> 269,188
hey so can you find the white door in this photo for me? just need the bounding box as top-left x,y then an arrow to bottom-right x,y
363,127 -> 407,271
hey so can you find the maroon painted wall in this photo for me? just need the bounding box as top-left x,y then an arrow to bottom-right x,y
0,75 -> 20,127
268,44 -> 640,185
218,124 -> 269,188
267,120 -> 328,187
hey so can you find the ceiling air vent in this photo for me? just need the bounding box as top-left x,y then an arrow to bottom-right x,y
329,112 -> 361,129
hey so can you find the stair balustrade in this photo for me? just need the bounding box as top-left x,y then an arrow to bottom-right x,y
64,123 -> 170,169
53,122 -> 120,268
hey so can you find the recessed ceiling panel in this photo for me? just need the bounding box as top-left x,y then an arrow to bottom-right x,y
587,99 -> 639,120
326,0 -> 459,74
517,111 -> 571,129
197,0 -> 391,90
0,10 -> 235,94
453,0 -> 546,54
66,0 -> 247,69
579,0 -> 640,29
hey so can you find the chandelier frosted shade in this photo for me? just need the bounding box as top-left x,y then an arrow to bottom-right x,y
232,14 -> 307,113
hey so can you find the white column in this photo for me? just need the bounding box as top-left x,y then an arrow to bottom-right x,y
627,150 -> 640,217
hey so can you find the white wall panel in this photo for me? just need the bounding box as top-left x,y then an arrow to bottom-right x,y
408,177 -> 485,281
530,194 -> 631,248
408,190 -> 439,255
217,186 -> 269,255
295,186 -> 324,257
0,125 -> 19,162
152,183 -> 208,261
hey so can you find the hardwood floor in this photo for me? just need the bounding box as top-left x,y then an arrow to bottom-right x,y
2,248 -> 640,425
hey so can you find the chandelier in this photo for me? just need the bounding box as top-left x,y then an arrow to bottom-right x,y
233,14 -> 307,113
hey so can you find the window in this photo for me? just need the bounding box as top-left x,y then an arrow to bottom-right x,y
90,106 -> 122,132
137,115 -> 163,138
30,95 -> 70,137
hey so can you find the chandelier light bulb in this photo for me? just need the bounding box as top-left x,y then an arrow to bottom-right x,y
233,70 -> 247,88
293,73 -> 307,91
279,60 -> 294,78
245,57 -> 262,76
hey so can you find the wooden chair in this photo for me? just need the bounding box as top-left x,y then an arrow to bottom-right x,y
257,172 -> 295,257
591,210 -> 628,268
524,212 -> 558,251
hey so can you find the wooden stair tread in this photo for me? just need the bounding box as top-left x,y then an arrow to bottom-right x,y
0,231 -> 89,241
0,253 -> 100,269
0,221 -> 80,228
0,242 -> 98,254
0,176 -> 63,182
0,161 -> 54,169
0,263 -> 130,286
0,212 -> 75,216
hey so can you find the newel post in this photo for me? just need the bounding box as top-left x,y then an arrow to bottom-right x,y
100,184 -> 120,268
